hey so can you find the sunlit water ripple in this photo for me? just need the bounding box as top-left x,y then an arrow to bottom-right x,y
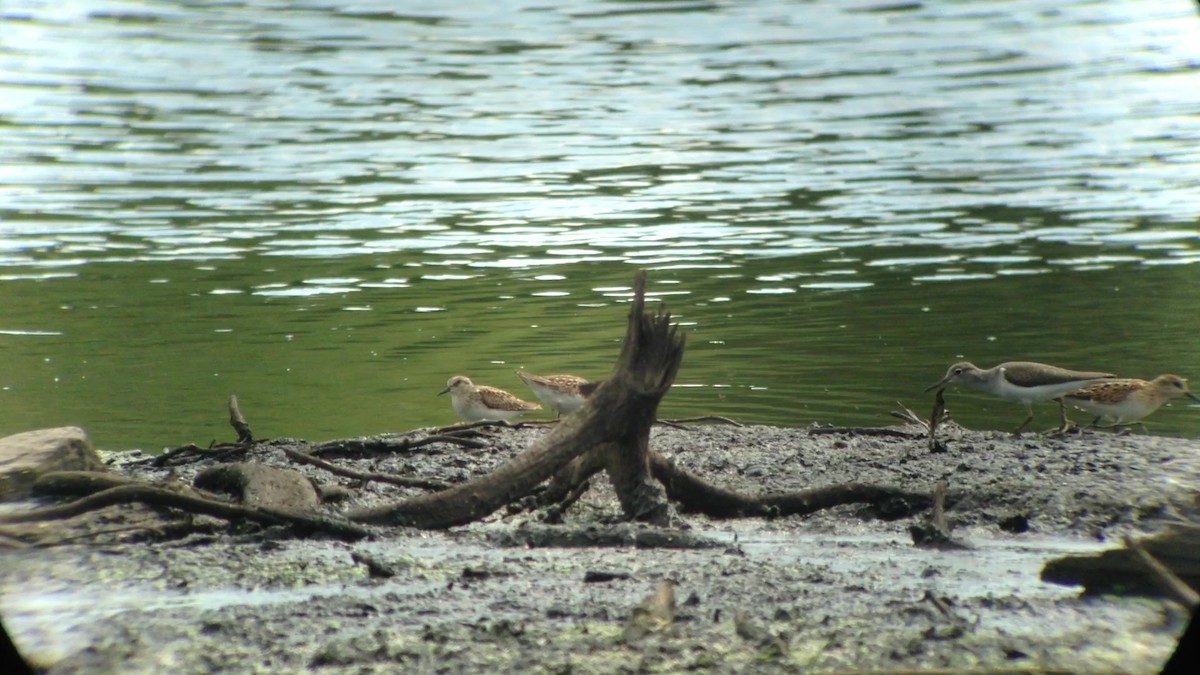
2,0 -> 1200,447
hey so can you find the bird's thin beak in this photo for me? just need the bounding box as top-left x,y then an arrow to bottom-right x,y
1186,391 -> 1200,403
924,375 -> 951,393
437,387 -> 450,396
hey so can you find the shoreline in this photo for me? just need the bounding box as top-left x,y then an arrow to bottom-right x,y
3,422 -> 1198,673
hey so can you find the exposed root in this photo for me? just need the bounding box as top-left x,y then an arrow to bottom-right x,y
281,447 -> 451,491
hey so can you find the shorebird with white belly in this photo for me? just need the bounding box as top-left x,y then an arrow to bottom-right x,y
926,361 -> 1116,434
515,369 -> 599,417
438,375 -> 541,422
1063,374 -> 1199,431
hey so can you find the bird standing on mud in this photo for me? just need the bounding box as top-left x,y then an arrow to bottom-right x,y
438,375 -> 541,422
926,360 -> 1115,434
515,369 -> 599,417
1063,374 -> 1199,431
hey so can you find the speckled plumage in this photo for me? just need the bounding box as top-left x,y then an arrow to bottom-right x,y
1064,374 -> 1199,427
438,375 -> 541,422
515,369 -> 597,416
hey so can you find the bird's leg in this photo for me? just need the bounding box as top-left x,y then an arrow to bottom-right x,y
1013,405 -> 1034,436
1052,398 -> 1078,434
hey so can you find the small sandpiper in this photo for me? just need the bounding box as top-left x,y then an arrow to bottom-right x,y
515,369 -> 599,417
438,375 -> 542,422
926,361 -> 1116,434
1063,374 -> 1199,430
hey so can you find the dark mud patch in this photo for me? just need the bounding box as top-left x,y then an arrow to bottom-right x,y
2,422 -> 1198,672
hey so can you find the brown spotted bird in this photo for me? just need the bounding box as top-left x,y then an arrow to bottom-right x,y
1063,374 -> 1199,428
438,375 -> 541,422
515,369 -> 598,417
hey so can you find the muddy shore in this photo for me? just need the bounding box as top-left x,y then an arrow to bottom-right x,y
3,421 -> 1198,673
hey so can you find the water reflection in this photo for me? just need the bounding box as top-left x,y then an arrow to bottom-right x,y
2,0 -> 1199,447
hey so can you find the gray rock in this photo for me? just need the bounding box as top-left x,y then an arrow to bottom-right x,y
193,462 -> 321,512
0,426 -> 105,501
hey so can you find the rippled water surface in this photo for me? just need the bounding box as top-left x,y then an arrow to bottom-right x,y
3,0 -> 1200,448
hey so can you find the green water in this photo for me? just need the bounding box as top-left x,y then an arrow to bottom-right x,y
3,0 -> 1200,449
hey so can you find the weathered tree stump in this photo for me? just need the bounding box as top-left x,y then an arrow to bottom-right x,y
348,270 -> 684,528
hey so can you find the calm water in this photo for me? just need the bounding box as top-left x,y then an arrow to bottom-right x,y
2,0 -> 1200,449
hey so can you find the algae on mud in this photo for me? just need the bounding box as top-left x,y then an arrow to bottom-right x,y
2,421 -> 1198,673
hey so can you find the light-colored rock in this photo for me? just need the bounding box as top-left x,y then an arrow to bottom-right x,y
0,427 -> 105,501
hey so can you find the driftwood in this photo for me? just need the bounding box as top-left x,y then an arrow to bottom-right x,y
1042,523 -> 1200,598
348,270 -> 685,528
0,479 -> 371,541
1123,533 -> 1199,610
6,470 -> 371,541
15,270 -> 936,540
647,453 -> 931,519
347,270 -> 933,529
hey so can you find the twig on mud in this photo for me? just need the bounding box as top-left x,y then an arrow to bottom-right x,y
309,433 -> 486,457
281,446 -> 452,491
910,481 -> 970,550
131,394 -> 260,467
0,483 -> 372,541
137,442 -> 248,468
891,404 -> 925,426
892,390 -> 949,452
433,420 -> 535,434
661,416 -> 745,428
928,388 -> 947,452
229,394 -> 254,444
1123,533 -> 1200,611
808,425 -> 923,439
624,580 -> 677,642
931,480 -> 949,531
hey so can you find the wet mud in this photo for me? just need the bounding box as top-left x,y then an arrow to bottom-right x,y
2,421 -> 1198,673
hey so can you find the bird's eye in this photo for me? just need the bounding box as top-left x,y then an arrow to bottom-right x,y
953,368 -> 963,375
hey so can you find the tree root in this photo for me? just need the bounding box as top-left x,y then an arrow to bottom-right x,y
346,270 -> 685,529
309,432 -> 486,458
649,452 -> 930,519
3,474 -> 372,541
281,446 -> 452,491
